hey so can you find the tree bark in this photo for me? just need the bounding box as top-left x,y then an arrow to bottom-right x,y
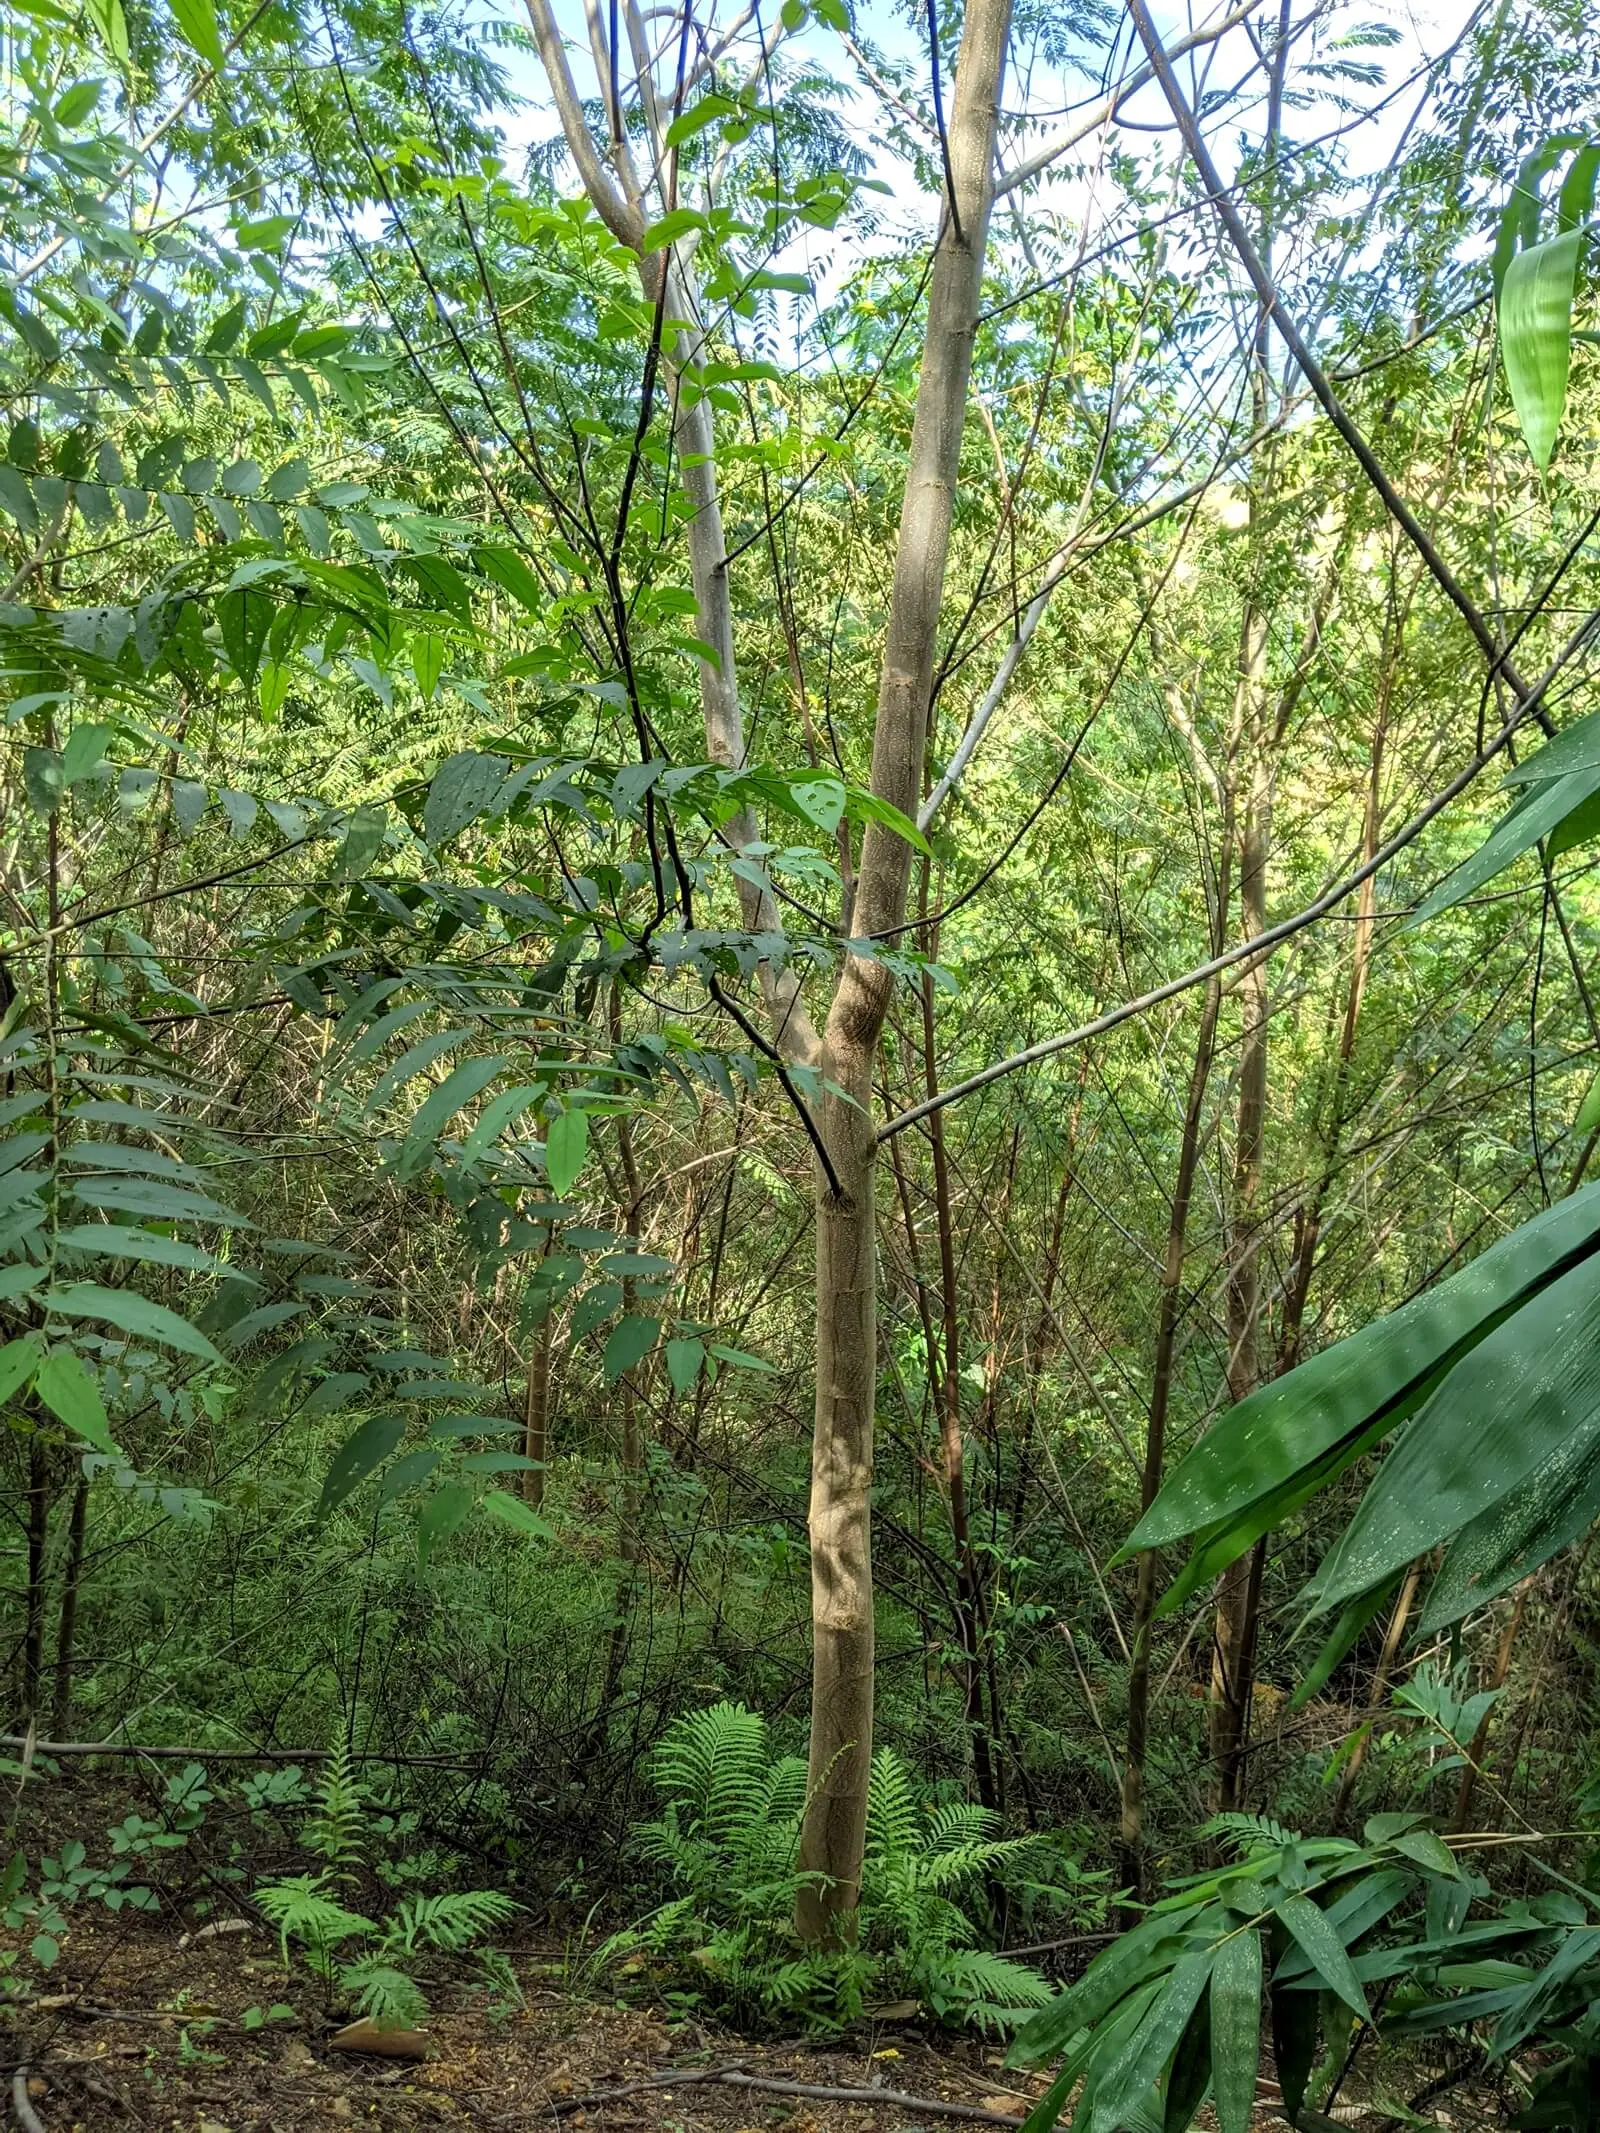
795,0 -> 1013,1940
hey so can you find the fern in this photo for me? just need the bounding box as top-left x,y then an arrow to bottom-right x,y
256,1754 -> 517,2030
1202,1811 -> 1298,1855
382,1890 -> 518,1956
256,1873 -> 373,1970
305,1740 -> 365,1880
623,1700 -> 1068,2035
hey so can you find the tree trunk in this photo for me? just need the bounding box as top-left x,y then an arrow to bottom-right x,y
50,1472 -> 88,1735
522,1312 -> 550,1510
796,0 -> 1013,1940
1120,966 -> 1224,1896
20,1441 -> 49,1727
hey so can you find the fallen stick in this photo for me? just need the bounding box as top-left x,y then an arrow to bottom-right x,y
548,2065 -> 1025,2126
12,2067 -> 48,2133
548,2064 -> 749,2113
714,2071 -> 1023,2124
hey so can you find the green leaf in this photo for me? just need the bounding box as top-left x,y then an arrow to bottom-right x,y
483,1488 -> 553,1540
171,0 -> 225,69
54,79 -> 103,126
1500,228 -> 1585,471
378,1448 -> 439,1503
707,1342 -> 776,1373
604,1315 -> 659,1383
423,752 -> 504,846
45,1283 -> 223,1361
68,1176 -> 252,1227
1125,1180 -> 1600,1559
1162,1991 -> 1211,2133
1287,1577 -> 1397,1713
0,1336 -> 41,1407
1311,1248 -> 1600,1613
412,632 -> 445,703
367,1029 -> 472,1115
665,96 -> 738,147
55,1226 -> 246,1279
544,1106 -> 589,1197
1411,762 -> 1600,926
401,1054 -> 507,1156
640,207 -> 708,252
473,544 -> 542,614
85,0 -> 129,61
33,1349 -> 116,1453
1274,1897 -> 1367,2016
665,1336 -> 705,1394
417,1479 -> 474,1568
1208,1927 -> 1261,2133
320,1412 -> 405,1515
1268,1977 -> 1319,2123
61,723 -> 113,787
1419,1420 -> 1600,1634
1090,1947 -> 1214,2133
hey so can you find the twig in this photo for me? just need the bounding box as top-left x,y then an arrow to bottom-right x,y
0,1735 -> 478,1766
716,2072 -> 1023,2123
11,2069 -> 47,2133
546,2065 -> 1027,2125
546,2064 -> 749,2114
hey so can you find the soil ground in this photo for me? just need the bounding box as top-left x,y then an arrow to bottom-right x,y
0,1908 -> 1508,2133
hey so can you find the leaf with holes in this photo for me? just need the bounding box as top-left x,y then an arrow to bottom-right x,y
320,1413 -> 406,1516
45,1284 -> 223,1361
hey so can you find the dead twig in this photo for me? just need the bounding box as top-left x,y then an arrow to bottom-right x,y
543,2064 -> 1026,2125
11,2068 -> 48,2133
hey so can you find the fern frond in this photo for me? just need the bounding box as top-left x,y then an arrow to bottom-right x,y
383,1889 -> 518,1955
256,1873 -> 372,1966
307,1738 -> 366,1879
339,1956 -> 429,2032
1202,1811 -> 1298,1855
865,1749 -> 920,1864
652,1702 -> 771,1860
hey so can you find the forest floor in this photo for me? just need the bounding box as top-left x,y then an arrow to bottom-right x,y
0,1906 -> 1508,2133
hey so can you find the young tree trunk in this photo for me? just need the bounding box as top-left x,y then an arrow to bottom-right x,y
1210,641 -> 1272,1814
795,0 -> 1014,1940
1120,966 -> 1224,1896
1451,1580 -> 1529,1832
1330,1558 -> 1419,1828
50,1472 -> 88,1734
522,1313 -> 550,1510
20,1441 -> 50,1726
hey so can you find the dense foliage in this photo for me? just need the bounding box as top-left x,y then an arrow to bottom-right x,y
5,0 -> 1600,2120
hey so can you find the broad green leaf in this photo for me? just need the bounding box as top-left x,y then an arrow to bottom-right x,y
0,1336 -> 41,1406
398,1055 -> 506,1166
604,1314 -> 659,1383
1011,1916 -> 1184,2065
1163,1996 -> 1210,2133
665,1336 -> 705,1393
68,1176 -> 252,1227
545,1105 -> 588,1197
1277,1872 -> 1411,1984
1125,1180 -> 1600,1558
640,207 -> 708,251
474,545 -> 542,614
1287,1577 -> 1397,1712
417,1479 -> 474,1568
85,0 -> 129,61
61,723 -> 112,787
1312,1248 -> 1600,1613
378,1448 -> 439,1503
1208,1927 -> 1261,2133
1390,1830 -> 1462,1879
1500,229 -> 1585,471
320,1412 -> 405,1515
1411,761 -> 1600,927
1274,1897 -> 1366,2016
1419,1415 -> 1600,1634
33,1350 -> 116,1453
412,632 -> 445,702
171,0 -> 225,73
45,1283 -> 223,1361
483,1488 -> 553,1540
367,1029 -> 472,1115
424,752 -> 505,846
1089,1947 -> 1213,2133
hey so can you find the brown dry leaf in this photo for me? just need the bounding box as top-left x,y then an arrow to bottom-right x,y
328,2017 -> 431,2060
979,2101 -> 1024,2120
